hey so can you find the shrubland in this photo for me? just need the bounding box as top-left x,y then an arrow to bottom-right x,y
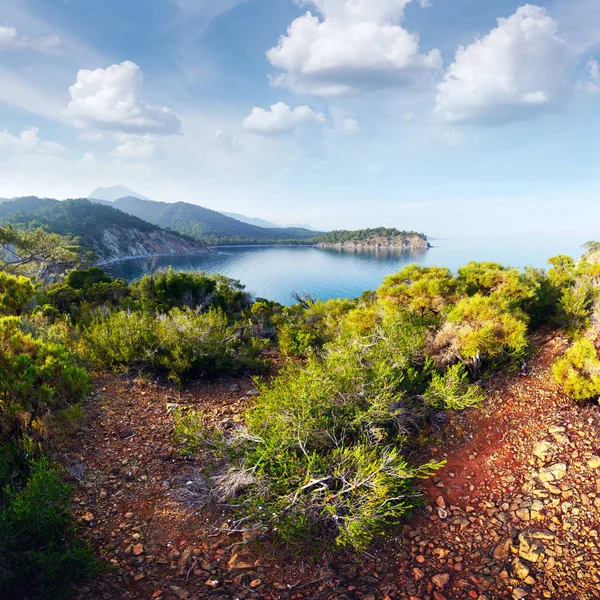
4,225 -> 600,591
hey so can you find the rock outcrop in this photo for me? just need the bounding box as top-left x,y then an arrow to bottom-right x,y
95,227 -> 209,265
316,234 -> 430,251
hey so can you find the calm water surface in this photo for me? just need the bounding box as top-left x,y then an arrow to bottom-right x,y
106,235 -> 588,305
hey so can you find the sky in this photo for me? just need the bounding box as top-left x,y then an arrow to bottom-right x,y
0,0 -> 600,237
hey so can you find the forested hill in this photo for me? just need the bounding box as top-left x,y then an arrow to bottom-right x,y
313,227 -> 430,249
0,197 -> 208,263
91,196 -> 320,245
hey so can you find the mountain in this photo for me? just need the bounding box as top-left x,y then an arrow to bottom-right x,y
90,196 -> 319,245
0,197 -> 208,264
287,223 -> 317,231
89,185 -> 150,202
221,212 -> 280,229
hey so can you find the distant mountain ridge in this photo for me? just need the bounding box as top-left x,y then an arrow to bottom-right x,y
89,194 -> 320,245
0,197 -> 208,264
221,212 -> 317,231
89,185 -> 151,202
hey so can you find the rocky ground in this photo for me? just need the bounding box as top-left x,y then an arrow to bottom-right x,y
68,334 -> 600,600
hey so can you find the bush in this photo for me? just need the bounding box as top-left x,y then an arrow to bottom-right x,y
131,269 -> 252,316
0,454 -> 97,599
0,272 -> 34,316
0,317 -> 90,432
86,308 -> 261,383
553,337 -> 600,401
423,363 -> 484,411
189,316 -> 444,551
276,298 -> 355,357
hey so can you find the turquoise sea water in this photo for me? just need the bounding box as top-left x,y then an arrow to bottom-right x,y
106,235 -> 588,305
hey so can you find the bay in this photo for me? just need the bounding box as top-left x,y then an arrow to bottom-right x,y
105,235 -> 588,305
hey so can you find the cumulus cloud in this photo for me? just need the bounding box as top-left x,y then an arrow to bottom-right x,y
65,61 -> 181,135
435,5 -> 572,125
0,127 -> 65,155
0,25 -> 62,54
266,0 -> 441,96
243,102 -> 326,135
113,134 -> 159,159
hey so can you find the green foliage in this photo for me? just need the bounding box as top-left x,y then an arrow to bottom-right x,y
423,363 -> 484,410
378,265 -> 457,318
193,315 -> 444,551
0,272 -> 34,315
0,223 -> 83,279
131,268 -> 251,316
0,454 -> 98,599
559,280 -> 596,334
276,298 -> 354,357
0,317 -> 90,430
85,308 -> 261,384
434,295 -> 528,375
553,337 -> 600,401
46,267 -> 129,316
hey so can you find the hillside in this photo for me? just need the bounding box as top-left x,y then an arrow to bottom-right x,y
91,196 -> 320,245
0,197 -> 208,263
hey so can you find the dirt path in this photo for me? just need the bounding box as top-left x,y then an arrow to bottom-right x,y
69,335 -> 600,600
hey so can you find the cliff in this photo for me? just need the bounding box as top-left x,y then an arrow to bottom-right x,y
0,197 -> 209,265
95,227 -> 209,265
315,234 -> 430,251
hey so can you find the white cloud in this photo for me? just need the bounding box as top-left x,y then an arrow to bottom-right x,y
341,117 -> 360,134
64,61 -> 181,135
214,129 -> 242,152
0,24 -> 62,54
435,5 -> 572,125
266,0 -> 441,96
113,133 -> 159,159
243,102 -> 326,135
577,57 -> 600,96
0,127 -> 65,155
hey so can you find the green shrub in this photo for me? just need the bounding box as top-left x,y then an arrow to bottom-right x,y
559,280 -> 596,335
276,298 -> 355,357
190,316 -> 444,551
553,337 -> 600,401
86,308 -> 261,383
423,363 -> 484,410
0,455 -> 98,599
0,272 -> 34,316
0,317 -> 90,429
131,269 -> 251,316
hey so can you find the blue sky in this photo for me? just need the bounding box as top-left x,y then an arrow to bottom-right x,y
0,0 -> 600,237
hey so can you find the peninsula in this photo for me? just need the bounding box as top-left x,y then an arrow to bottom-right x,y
312,227 -> 430,251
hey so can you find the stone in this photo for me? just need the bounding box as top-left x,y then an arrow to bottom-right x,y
169,586 -> 190,599
492,538 -> 513,561
513,588 -> 528,599
518,533 -> 544,563
413,568 -> 425,581
132,544 -> 144,556
530,529 -> 555,541
588,456 -> 600,469
227,553 -> 254,573
513,558 -> 530,580
539,463 -> 567,483
177,546 -> 194,576
436,496 -> 447,509
533,440 -> 553,460
516,508 -> 530,522
432,573 -> 450,588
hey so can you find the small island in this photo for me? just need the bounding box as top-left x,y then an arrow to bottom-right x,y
312,227 -> 430,251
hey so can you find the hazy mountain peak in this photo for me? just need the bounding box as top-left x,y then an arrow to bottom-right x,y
89,185 -> 150,202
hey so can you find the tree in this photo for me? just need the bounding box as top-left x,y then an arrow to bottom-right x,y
0,225 -> 84,280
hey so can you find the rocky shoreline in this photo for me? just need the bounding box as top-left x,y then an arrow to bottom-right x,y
316,235 -> 430,251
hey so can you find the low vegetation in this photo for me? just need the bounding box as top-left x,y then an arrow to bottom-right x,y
3,225 -> 600,594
